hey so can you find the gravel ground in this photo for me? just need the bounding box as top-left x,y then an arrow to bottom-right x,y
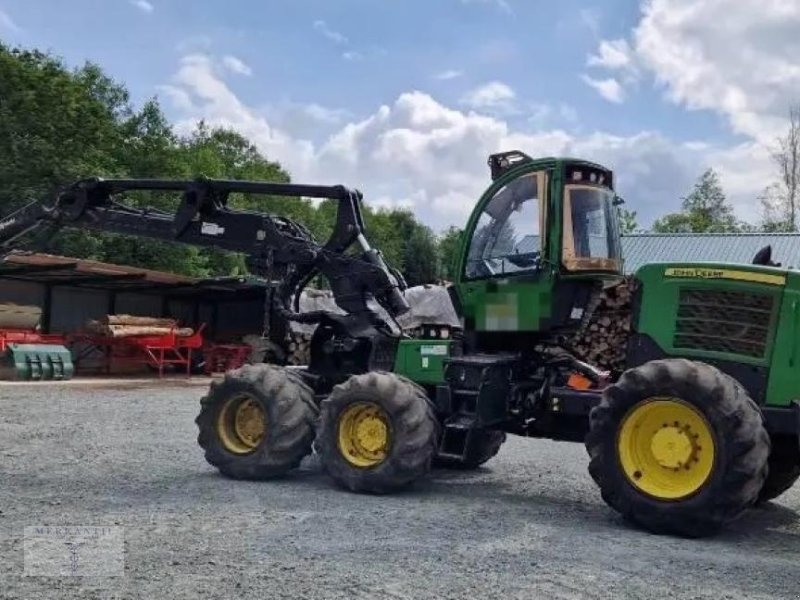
1,379 -> 799,600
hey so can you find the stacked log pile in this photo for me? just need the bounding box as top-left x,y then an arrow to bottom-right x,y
286,330 -> 312,365
567,277 -> 635,374
264,280 -> 636,371
86,315 -> 194,338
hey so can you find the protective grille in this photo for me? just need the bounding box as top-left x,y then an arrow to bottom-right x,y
673,289 -> 775,358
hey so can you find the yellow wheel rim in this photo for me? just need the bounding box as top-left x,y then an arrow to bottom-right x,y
216,395 -> 266,455
617,398 -> 715,500
337,402 -> 391,468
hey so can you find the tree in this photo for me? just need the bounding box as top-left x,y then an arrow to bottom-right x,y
652,168 -> 739,233
437,227 -> 463,281
0,43 -> 448,284
0,45 -> 126,213
617,208 -> 639,235
402,224 -> 439,286
761,104 -> 800,232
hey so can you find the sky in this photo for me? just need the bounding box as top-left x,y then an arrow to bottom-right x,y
1,0 -> 799,231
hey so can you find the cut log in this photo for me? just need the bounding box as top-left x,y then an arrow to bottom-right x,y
567,276 -> 635,374
103,325 -> 194,338
0,303 -> 41,330
104,315 -> 176,327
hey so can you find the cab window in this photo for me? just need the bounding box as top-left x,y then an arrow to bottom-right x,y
464,172 -> 544,279
562,184 -> 621,272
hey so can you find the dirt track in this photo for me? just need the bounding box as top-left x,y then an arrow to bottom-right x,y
1,380 -> 799,599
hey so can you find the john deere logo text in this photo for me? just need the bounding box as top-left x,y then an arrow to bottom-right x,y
666,268 -> 724,279
664,267 -> 786,286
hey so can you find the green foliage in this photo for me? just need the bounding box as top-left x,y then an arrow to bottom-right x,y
0,45 -> 125,211
0,44 -> 445,285
652,169 -> 739,233
617,207 -> 639,235
437,226 -> 463,281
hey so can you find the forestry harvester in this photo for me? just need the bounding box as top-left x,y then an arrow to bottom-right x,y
2,152 -> 799,537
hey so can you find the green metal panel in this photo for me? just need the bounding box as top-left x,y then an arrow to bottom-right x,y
635,262 -> 785,368
458,279 -> 554,332
393,339 -> 451,384
765,270 -> 800,407
634,262 -> 800,408
3,343 -> 74,380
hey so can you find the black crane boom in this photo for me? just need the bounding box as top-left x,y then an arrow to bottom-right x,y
0,177 -> 410,340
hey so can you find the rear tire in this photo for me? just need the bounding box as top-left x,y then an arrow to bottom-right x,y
434,430 -> 506,470
758,436 -> 800,502
586,359 -> 770,537
196,364 -> 317,479
317,371 -> 438,493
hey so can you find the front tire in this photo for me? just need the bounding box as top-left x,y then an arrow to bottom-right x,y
196,364 -> 317,479
586,359 -> 770,537
317,371 -> 438,493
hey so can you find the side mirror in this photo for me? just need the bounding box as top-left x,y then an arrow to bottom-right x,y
752,245 -> 781,267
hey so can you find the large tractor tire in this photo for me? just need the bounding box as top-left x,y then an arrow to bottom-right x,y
758,436 -> 800,502
317,371 -> 438,494
434,430 -> 506,470
586,359 -> 770,537
196,364 -> 317,480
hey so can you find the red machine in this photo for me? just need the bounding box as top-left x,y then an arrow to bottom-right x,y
70,324 -> 206,378
0,329 -> 66,353
202,343 -> 252,375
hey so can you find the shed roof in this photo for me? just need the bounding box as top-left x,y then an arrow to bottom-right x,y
621,233 -> 800,274
0,252 -> 267,300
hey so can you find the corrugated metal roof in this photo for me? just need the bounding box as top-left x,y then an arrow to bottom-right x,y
621,233 -> 800,273
0,252 -> 196,285
0,252 -> 267,299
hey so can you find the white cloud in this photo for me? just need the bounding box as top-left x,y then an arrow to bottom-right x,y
301,103 -> 350,125
587,39 -> 635,71
130,0 -> 154,14
0,8 -> 21,32
460,81 -> 516,112
581,75 -> 625,103
589,0 -> 800,142
165,54 -> 316,175
259,101 -> 352,139
161,53 -> 766,230
222,55 -> 253,77
342,51 -> 363,61
526,103 -> 579,128
434,69 -> 464,81
313,20 -> 348,45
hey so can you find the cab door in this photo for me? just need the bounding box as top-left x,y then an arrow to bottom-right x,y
455,169 -> 555,333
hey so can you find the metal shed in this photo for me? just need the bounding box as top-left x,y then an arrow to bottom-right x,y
0,252 -> 268,340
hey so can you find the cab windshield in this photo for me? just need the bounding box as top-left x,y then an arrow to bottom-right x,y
464,172 -> 544,279
562,184 -> 621,271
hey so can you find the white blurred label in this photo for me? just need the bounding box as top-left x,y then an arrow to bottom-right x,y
201,222 -> 225,236
24,526 -> 124,576
420,345 -> 447,356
